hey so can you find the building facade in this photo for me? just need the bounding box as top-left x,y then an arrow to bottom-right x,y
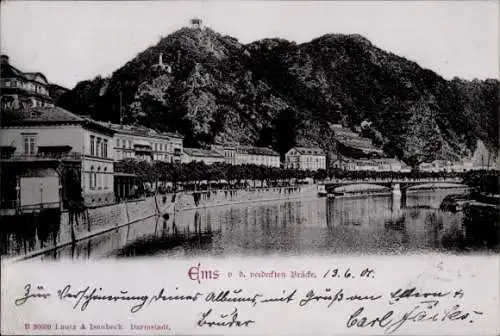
182,148 -> 225,165
0,107 -> 115,210
211,144 -> 237,165
419,159 -> 474,173
234,146 -> 281,167
285,147 -> 326,171
99,123 -> 183,163
0,55 -> 54,110
211,144 -> 280,167
332,157 -> 409,172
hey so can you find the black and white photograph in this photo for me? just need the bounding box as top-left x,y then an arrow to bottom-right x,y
1,1 -> 498,335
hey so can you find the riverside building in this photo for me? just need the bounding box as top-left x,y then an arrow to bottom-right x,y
285,147 -> 326,171
211,144 -> 280,168
0,107 -> 116,211
97,122 -> 184,163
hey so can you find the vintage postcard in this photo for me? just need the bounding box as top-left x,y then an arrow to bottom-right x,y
1,1 -> 499,335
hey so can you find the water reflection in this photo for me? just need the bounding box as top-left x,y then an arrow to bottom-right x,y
3,188 -> 498,260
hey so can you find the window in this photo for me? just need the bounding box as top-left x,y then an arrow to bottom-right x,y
97,167 -> 101,189
104,140 -> 108,158
128,140 -> 132,149
116,139 -> 120,148
23,135 -> 37,155
104,167 -> 108,189
96,137 -> 101,157
90,135 -> 95,156
90,166 -> 95,189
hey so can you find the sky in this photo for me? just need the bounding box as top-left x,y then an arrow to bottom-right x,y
1,1 -> 498,89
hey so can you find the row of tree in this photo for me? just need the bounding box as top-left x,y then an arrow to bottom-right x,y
114,160 -> 324,189
114,159 -> 498,190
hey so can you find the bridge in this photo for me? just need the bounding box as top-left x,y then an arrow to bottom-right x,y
323,177 -> 466,194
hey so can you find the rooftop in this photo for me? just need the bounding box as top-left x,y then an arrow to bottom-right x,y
1,107 -> 115,134
292,147 -> 325,156
2,106 -> 85,125
95,121 -> 183,139
335,157 -> 407,166
1,57 -> 49,85
183,147 -> 224,158
236,146 -> 280,156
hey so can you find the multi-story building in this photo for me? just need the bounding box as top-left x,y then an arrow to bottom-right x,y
97,122 -> 184,163
211,144 -> 280,167
182,148 -> 225,165
234,146 -> 281,167
419,159 -> 475,173
0,107 -> 116,210
332,157 -> 409,172
0,55 -> 54,110
285,147 -> 326,171
211,143 -> 237,165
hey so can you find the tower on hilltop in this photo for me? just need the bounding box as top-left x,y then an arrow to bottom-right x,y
152,53 -> 171,73
190,18 -> 203,29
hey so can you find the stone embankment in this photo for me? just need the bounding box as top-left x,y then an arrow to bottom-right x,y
7,185 -> 317,261
157,185 -> 317,213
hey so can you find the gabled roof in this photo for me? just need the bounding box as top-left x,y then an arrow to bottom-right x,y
1,62 -> 25,79
1,107 -> 115,135
161,131 -> 184,139
236,146 -> 280,156
2,106 -> 85,125
290,147 -> 325,155
1,63 -> 49,85
24,72 -> 49,85
96,121 -> 184,139
183,147 -> 224,158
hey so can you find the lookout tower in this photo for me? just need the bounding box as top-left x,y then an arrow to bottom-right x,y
190,18 -> 203,29
153,53 -> 171,73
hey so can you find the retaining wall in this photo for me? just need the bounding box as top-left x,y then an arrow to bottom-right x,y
169,185 -> 317,211
6,184 -> 318,261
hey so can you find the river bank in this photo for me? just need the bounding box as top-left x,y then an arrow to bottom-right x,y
2,185 -> 317,261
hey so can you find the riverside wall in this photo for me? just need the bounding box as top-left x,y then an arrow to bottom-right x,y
5,185 -> 317,261
165,184 -> 318,212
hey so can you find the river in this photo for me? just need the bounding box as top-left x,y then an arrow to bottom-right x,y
30,187 -> 498,260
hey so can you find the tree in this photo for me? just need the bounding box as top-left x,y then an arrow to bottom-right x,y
274,108 -> 298,160
404,100 -> 443,167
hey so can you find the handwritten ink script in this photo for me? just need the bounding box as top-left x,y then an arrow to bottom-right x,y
11,264 -> 486,334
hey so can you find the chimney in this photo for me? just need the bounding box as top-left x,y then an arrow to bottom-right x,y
1,55 -> 9,65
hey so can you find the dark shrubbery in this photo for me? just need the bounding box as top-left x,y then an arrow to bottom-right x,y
463,170 -> 500,195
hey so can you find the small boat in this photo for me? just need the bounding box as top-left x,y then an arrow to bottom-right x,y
317,184 -> 327,197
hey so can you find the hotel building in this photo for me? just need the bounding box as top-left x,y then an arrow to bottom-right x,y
285,147 -> 326,171
0,107 -> 116,210
96,123 -> 184,163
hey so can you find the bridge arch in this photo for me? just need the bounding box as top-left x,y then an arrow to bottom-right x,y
329,183 -> 392,193
403,182 -> 468,191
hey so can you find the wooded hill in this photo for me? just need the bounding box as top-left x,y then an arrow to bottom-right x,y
57,26 -> 499,166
